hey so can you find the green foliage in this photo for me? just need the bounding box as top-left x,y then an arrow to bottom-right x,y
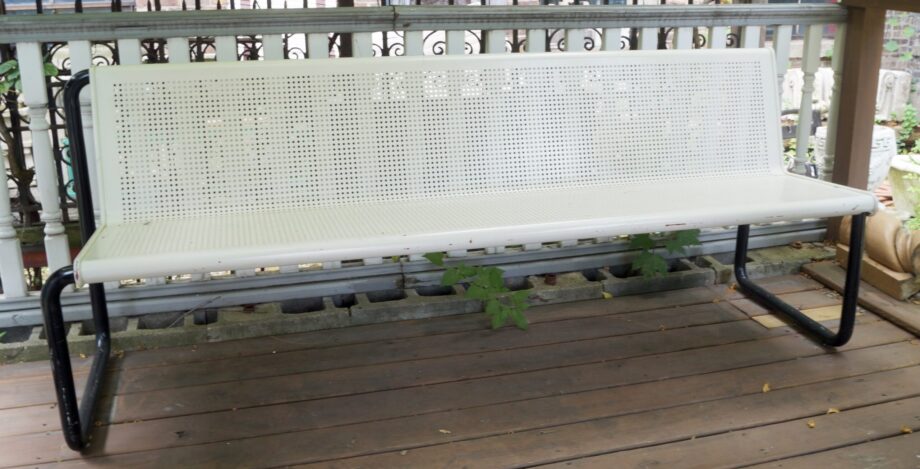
907,217 -> 920,231
0,330 -> 5,340
424,252 -> 530,330
0,59 -> 58,95
884,40 -> 901,53
629,229 -> 701,278
898,104 -> 919,155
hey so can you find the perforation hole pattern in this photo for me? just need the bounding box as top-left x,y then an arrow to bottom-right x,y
107,58 -> 773,223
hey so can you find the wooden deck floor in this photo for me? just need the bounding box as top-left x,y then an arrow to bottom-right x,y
2,274 -> 920,468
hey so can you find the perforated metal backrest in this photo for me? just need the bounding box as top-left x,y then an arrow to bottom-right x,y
91,49 -> 782,224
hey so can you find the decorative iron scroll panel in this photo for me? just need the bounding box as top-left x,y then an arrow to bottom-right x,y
95,50 -> 779,225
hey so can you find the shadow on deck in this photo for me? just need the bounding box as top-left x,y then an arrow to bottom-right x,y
1,274 -> 919,468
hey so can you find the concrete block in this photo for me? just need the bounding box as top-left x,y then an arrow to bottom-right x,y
207,299 -> 350,341
527,271 -> 605,306
698,243 -> 835,284
350,287 -> 481,324
603,259 -> 715,297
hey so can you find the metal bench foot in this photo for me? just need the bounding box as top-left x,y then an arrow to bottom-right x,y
41,266 -> 111,452
733,214 -> 867,347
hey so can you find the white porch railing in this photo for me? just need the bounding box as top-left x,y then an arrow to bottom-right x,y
0,4 -> 848,325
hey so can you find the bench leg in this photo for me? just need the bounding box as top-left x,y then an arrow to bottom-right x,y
41,266 -> 111,452
733,213 -> 867,347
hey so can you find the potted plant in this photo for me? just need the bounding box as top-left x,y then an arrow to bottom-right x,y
888,103 -> 920,221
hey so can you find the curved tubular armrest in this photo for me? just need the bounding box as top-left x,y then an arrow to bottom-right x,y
733,213 -> 867,347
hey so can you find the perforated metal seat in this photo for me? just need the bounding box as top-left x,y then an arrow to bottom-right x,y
76,49 -> 877,283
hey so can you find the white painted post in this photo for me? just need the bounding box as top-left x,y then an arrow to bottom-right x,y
166,37 -> 190,63
403,30 -> 424,56
821,24 -> 847,181
16,42 -> 72,277
740,25 -> 761,49
639,27 -> 658,51
672,27 -> 693,50
351,32 -> 373,58
772,24 -> 793,105
793,24 -> 823,175
116,39 -> 143,65
214,36 -> 237,62
708,26 -> 728,49
0,155 -> 27,297
602,28 -> 625,51
564,29 -> 583,52
446,30 -> 466,55
307,33 -> 329,59
526,29 -> 547,53
484,30 -> 506,54
263,34 -> 286,60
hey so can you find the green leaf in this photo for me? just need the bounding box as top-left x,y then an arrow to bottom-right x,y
485,299 -> 501,316
629,233 -> 655,250
884,40 -> 900,52
441,269 -> 463,286
664,229 -> 701,254
485,267 -> 504,289
466,284 -> 491,301
511,290 -> 530,305
510,308 -> 529,330
903,26 -> 916,38
43,62 -> 58,77
0,82 -> 9,94
887,16 -> 900,26
424,252 -> 445,266
0,60 -> 16,75
632,251 -> 669,278
12,78 -> 21,92
900,52 -> 913,62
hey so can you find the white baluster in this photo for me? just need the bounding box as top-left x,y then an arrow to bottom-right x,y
166,37 -> 190,63
404,30 -> 424,56
708,26 -> 728,49
602,28 -> 625,51
263,34 -> 285,60
446,30 -> 466,55
526,29 -> 547,53
16,42 -> 71,276
307,33 -> 329,59
772,24 -> 793,105
793,24 -> 823,175
116,39 -> 142,65
672,27 -> 693,50
0,156 -> 27,297
214,37 -> 237,62
484,30 -> 506,54
351,32 -> 373,58
565,29 -> 583,52
740,25 -> 761,49
822,24 -> 847,181
639,27 -> 657,51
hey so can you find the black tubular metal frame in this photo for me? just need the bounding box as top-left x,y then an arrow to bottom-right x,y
42,70 -> 111,452
734,213 -> 868,347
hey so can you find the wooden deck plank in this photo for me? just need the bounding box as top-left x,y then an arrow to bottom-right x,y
538,395 -> 920,468
3,276 -> 915,468
0,274 -> 821,383
33,363 -> 920,468
2,319 -> 905,463
747,432 -> 920,469
297,366 -> 920,469
0,301 -> 748,410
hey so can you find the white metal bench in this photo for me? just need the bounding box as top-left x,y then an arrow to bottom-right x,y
47,48 -> 875,451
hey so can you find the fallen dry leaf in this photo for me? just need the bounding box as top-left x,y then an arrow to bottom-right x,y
762,383 -> 771,393
826,408 -> 840,414
400,450 -> 408,456
806,420 -> 816,429
601,292 -> 613,300
438,429 -> 452,434
901,426 -> 913,434
79,353 -> 87,359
